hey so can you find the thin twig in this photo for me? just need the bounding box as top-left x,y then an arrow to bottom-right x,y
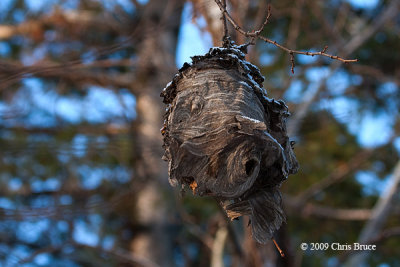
272,238 -> 285,257
214,0 -> 357,71
290,52 -> 295,74
221,0 -> 229,46
259,36 -> 357,63
254,4 -> 272,36
249,4 -> 272,45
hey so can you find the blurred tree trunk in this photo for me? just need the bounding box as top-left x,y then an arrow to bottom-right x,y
130,1 -> 183,266
191,0 -> 224,45
344,160 -> 400,266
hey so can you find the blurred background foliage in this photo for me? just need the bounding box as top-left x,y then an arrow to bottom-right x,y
0,0 -> 399,266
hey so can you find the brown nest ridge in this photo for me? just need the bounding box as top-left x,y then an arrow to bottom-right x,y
161,44 -> 299,243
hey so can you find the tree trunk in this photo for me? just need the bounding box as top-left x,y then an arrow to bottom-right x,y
130,1 -> 183,266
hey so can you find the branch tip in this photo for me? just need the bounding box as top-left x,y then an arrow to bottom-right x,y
272,239 -> 285,257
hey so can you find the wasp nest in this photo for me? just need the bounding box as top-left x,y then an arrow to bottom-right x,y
161,44 -> 298,243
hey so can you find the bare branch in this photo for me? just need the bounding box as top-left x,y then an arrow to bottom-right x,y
258,35 -> 357,63
75,243 -> 160,267
342,0 -> 400,56
285,196 -> 372,220
0,60 -> 143,93
0,124 -> 130,136
213,0 -> 357,66
294,149 -> 374,203
292,134 -> 397,211
302,205 -> 372,221
0,9 -> 122,41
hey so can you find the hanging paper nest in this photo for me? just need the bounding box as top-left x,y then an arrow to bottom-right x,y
161,44 -> 299,243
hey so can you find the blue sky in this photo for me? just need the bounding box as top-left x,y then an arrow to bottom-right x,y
176,2 -> 212,67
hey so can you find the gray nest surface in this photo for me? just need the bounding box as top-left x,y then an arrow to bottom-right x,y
161,44 -> 299,243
